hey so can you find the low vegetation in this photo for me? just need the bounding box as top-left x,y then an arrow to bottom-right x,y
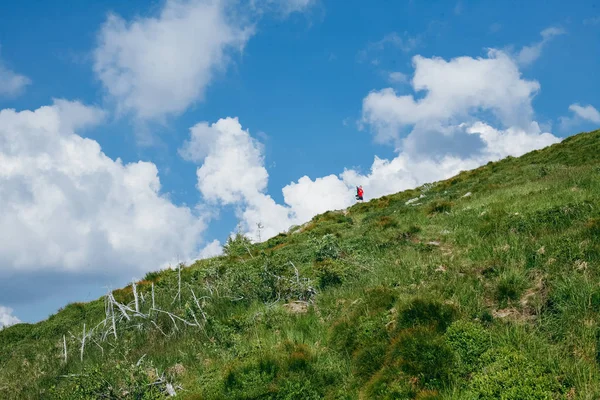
1,129 -> 599,399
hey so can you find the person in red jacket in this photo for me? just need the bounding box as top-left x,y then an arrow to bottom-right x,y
356,185 -> 364,201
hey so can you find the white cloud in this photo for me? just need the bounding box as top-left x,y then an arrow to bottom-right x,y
353,48 -> 561,199
362,49 -> 540,145
516,26 -> 565,66
93,0 -> 254,121
569,104 -> 600,123
559,103 -> 600,131
181,117 -> 268,204
388,71 -> 408,84
282,175 -> 354,222
0,100 -> 208,276
0,305 -> 20,329
0,54 -> 31,97
198,239 -> 223,259
180,117 -> 355,241
180,117 -> 292,240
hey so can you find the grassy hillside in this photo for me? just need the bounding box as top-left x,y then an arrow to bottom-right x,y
1,129 -> 600,399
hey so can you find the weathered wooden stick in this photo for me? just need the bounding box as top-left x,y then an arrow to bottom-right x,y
152,283 -> 156,309
132,280 -> 139,313
80,323 -> 86,362
63,335 -> 67,363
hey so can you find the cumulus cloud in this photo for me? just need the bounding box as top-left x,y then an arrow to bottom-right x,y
180,117 -> 268,204
362,49 -> 540,145
93,0 -> 254,121
0,54 -> 31,97
355,47 -> 561,200
0,100 -> 208,277
516,26 -> 565,66
180,117 -> 292,239
198,239 -> 223,259
0,305 -> 21,329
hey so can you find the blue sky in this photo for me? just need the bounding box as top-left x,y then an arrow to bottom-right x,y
0,0 -> 599,327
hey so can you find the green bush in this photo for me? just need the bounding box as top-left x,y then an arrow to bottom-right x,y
223,232 -> 253,257
315,260 -> 348,289
315,234 -> 341,261
352,343 -> 387,380
223,356 -> 279,398
445,320 -> 490,375
361,367 -> 417,400
466,348 -> 567,399
427,201 -> 452,215
395,298 -> 457,334
387,326 -> 456,389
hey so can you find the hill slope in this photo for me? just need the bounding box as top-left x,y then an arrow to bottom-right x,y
1,129 -> 600,399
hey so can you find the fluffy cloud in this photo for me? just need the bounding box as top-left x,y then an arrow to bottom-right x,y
180,117 -> 268,204
516,27 -> 565,66
180,117 -> 293,240
0,305 -> 20,329
559,103 -> 600,131
0,55 -> 31,97
282,175 -> 354,222
93,0 -> 254,121
358,48 -> 560,197
0,100 -> 208,276
568,104 -> 600,123
362,49 -> 540,145
197,239 -> 223,259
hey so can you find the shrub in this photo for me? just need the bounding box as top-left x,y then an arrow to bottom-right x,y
387,326 -> 456,389
284,343 -> 313,372
445,320 -> 491,375
315,234 -> 341,261
352,342 -> 387,380
329,319 -> 358,354
376,216 -> 399,229
427,201 -> 452,215
363,286 -> 398,313
361,367 -> 417,400
315,260 -> 348,289
586,218 -> 600,236
223,233 -> 253,257
466,348 -> 566,399
395,298 -> 457,334
223,356 -> 279,398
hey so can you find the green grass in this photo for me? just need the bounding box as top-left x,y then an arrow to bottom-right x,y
1,128 -> 600,399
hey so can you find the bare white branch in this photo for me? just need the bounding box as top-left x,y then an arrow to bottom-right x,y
80,323 -> 86,362
132,280 -> 139,313
152,283 -> 156,309
63,335 -> 67,364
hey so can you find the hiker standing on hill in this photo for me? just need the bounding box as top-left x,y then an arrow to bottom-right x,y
356,185 -> 364,201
